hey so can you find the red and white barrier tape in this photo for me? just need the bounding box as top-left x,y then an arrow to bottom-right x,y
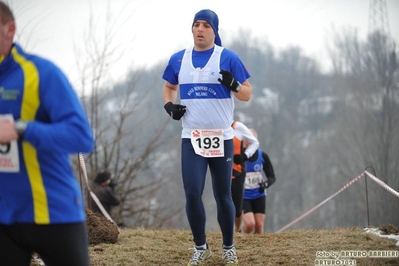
364,171 -> 399,198
276,171 -> 399,233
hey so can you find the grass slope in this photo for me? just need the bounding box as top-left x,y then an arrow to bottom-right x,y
88,227 -> 399,265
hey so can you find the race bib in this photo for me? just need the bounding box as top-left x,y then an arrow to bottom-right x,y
190,129 -> 224,157
0,114 -> 20,172
245,172 -> 264,189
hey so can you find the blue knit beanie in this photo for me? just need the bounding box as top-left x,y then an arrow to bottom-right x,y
192,9 -> 222,46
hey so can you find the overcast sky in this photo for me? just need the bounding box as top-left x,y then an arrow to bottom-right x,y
8,0 -> 399,88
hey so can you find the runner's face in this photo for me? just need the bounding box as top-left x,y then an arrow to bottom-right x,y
192,20 -> 215,51
0,19 -> 14,57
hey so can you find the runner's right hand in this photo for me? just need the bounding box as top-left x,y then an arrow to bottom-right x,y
164,102 -> 186,120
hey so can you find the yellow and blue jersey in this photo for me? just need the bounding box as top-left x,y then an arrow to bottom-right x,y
0,44 -> 94,225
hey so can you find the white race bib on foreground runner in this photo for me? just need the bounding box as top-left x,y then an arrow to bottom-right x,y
190,129 -> 224,158
0,114 -> 20,172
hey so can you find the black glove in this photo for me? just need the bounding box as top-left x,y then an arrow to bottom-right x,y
164,102 -> 186,120
218,70 -> 241,92
258,181 -> 269,193
234,153 -> 248,164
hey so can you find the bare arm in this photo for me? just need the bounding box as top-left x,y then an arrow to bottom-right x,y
163,81 -> 179,104
233,80 -> 252,102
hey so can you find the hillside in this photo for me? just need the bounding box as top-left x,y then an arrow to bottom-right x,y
86,226 -> 398,265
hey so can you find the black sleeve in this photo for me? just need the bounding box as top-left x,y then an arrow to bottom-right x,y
262,151 -> 276,187
104,186 -> 121,206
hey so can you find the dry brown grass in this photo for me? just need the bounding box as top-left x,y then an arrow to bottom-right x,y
88,226 -> 399,265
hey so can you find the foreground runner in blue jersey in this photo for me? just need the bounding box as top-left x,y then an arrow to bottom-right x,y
162,8 -> 253,266
0,2 -> 94,265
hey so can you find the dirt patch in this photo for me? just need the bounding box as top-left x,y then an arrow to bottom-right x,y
86,209 -> 119,245
379,223 -> 399,235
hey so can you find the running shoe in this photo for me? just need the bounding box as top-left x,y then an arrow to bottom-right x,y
187,244 -> 212,266
222,246 -> 239,265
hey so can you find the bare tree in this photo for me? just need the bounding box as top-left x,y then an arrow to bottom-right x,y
327,28 -> 399,226
73,3 -> 184,228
